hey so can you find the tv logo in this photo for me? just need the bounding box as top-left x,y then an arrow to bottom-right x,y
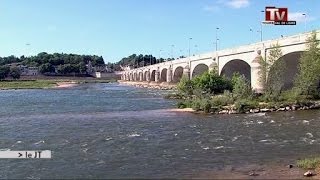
264,7 -> 296,25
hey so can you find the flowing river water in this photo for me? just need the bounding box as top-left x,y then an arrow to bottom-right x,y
0,83 -> 320,179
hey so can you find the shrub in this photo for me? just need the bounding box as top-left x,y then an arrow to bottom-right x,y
235,99 -> 258,113
9,67 -> 21,80
191,98 -> 202,111
0,66 -> 10,80
279,90 -> 301,102
177,101 -> 187,109
164,93 -> 185,99
231,73 -> 252,100
193,70 -> 232,95
211,94 -> 233,107
177,75 -> 194,95
200,99 -> 211,113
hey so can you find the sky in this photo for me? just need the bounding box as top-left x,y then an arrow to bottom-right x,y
0,0 -> 319,63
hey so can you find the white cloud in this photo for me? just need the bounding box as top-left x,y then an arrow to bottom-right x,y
226,0 -> 250,9
288,12 -> 316,22
203,5 -> 220,12
203,0 -> 250,13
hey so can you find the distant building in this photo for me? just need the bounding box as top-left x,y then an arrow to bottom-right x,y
94,65 -> 107,72
105,66 -> 113,73
120,65 -> 132,71
20,66 -> 39,76
26,67 -> 39,75
86,61 -> 94,74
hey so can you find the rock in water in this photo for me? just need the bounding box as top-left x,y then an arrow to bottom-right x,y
303,170 -> 314,177
287,164 -> 293,168
260,108 -> 270,112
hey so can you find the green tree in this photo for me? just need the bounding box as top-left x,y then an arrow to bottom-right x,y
0,66 -> 10,80
9,67 -> 21,79
177,75 -> 194,95
192,70 -> 232,95
258,56 -> 268,90
264,43 -> 286,100
231,72 -> 252,100
294,31 -> 320,98
39,63 -> 55,74
57,64 -> 80,74
78,62 -> 87,74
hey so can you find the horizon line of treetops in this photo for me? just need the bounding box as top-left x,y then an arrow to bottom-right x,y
0,52 -> 183,72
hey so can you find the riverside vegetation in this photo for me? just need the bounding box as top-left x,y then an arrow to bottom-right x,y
166,31 -> 320,114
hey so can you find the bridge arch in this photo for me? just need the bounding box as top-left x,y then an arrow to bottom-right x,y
150,70 -> 156,81
160,68 -> 167,82
134,72 -> 138,81
221,59 -> 251,82
138,71 -> 143,81
173,66 -> 184,83
192,63 -> 209,79
144,71 -> 149,81
267,51 -> 304,90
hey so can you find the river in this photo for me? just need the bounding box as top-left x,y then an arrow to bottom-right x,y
0,83 -> 319,179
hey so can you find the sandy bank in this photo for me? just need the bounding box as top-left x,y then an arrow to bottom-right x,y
168,108 -> 195,112
55,81 -> 78,88
118,80 -> 176,90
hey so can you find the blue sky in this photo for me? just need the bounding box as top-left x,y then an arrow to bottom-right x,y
0,0 -> 319,63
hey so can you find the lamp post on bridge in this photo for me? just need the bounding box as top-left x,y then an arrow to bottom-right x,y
215,27 -> 219,51
302,13 -> 307,32
171,45 -> 174,60
194,45 -> 198,55
250,28 -> 261,42
188,37 -> 192,58
260,10 -> 265,42
213,40 -> 219,50
159,49 -> 163,64
179,49 -> 184,58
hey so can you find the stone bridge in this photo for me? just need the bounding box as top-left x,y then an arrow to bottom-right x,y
121,30 -> 320,92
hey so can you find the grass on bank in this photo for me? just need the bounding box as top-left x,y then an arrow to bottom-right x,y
0,80 -> 57,89
0,79 -> 117,89
297,157 -> 320,170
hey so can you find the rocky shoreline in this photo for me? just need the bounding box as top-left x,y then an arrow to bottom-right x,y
118,80 -> 176,90
118,81 -> 320,115
196,101 -> 320,115
197,163 -> 319,179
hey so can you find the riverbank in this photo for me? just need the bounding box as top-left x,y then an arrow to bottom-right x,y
197,163 -> 320,179
0,80 -> 57,89
118,80 -> 176,90
0,79 -> 116,90
173,99 -> 320,115
55,81 -> 78,88
168,108 -> 195,112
